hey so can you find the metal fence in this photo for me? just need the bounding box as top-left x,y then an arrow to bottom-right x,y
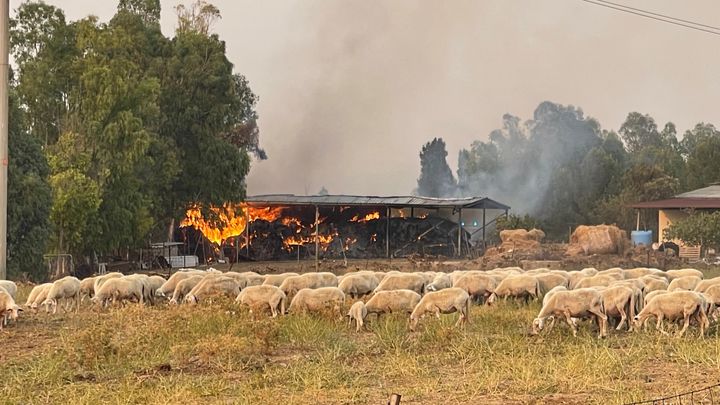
626,383 -> 720,404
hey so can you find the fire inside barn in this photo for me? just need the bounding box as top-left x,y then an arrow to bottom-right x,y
176,195 -> 510,264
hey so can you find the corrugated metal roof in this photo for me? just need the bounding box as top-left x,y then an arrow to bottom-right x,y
630,198 -> 720,209
676,185 -> 720,199
245,194 -> 510,210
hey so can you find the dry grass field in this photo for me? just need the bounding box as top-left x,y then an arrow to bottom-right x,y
3,266 -> 720,404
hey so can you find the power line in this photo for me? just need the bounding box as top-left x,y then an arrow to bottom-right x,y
579,0 -> 720,37
595,0 -> 720,32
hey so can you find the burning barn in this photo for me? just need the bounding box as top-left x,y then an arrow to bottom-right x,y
177,194 -> 510,263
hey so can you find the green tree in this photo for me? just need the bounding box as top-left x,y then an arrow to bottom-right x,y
665,211 -> 720,252
681,123 -> 720,190
417,138 -> 456,197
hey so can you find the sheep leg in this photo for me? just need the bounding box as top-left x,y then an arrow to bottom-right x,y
656,314 -> 669,335
616,306 -> 627,331
563,311 -> 578,337
677,312 -> 691,337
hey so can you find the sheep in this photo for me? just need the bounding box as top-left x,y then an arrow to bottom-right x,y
42,276 -> 81,314
169,275 -> 205,305
409,288 -> 470,331
373,273 -> 425,295
702,284 -> 720,306
373,271 -> 389,283
566,272 -> 587,289
91,277 -> 145,308
641,276 -> 669,294
574,274 -> 617,289
338,274 -> 379,298
79,277 -> 97,303
29,283 -> 53,311
667,276 -> 702,292
279,272 -> 339,297
580,267 -> 599,276
287,287 -> 345,317
452,273 -> 497,304
487,275 -> 540,304
0,280 -> 17,299
694,277 -> 720,293
634,291 -> 708,337
235,285 -> 287,317
426,273 -> 452,292
535,273 -> 569,297
262,273 -> 299,287
93,272 -> 123,294
0,291 -> 22,330
25,283 -> 52,308
238,272 -> 265,287
643,290 -> 669,308
124,274 -> 154,304
184,275 -> 240,304
531,288 -> 608,338
347,301 -> 367,332
156,270 -> 204,298
449,271 -> 468,285
222,272 -> 252,289
665,268 -> 704,281
146,275 -> 167,302
364,290 -> 422,320
600,285 -> 636,332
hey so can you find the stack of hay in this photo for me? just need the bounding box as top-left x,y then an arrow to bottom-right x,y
567,225 -> 628,256
484,228 -> 546,258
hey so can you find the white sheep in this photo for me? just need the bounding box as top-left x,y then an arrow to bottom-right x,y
287,287 -> 345,317
338,273 -> 379,298
146,275 -> 167,303
535,273 -> 569,297
600,285 -> 636,332
641,276 -> 669,294
184,276 -> 241,304
0,280 -> 18,300
29,283 -> 53,311
667,275 -> 702,292
42,276 -> 81,314
487,275 -> 540,304
79,277 -> 97,303
93,272 -> 123,294
452,273 -> 497,304
665,268 -> 704,281
694,277 -> 720,293
169,275 -> 205,305
531,288 -> 608,338
634,290 -> 708,337
91,277 -> 145,308
373,273 -> 425,295
279,272 -> 339,297
235,285 -> 287,317
124,274 -> 154,304
364,289 -> 422,320
409,288 -> 470,331
0,291 -> 22,330
262,273 -> 299,287
237,271 -> 265,286
426,273 -> 453,292
156,270 -> 205,298
346,301 -> 367,332
574,274 -> 618,289
25,283 -> 52,308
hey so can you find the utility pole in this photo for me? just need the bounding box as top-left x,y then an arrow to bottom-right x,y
0,0 -> 9,280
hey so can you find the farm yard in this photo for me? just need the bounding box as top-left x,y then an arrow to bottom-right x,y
3,262 -> 720,404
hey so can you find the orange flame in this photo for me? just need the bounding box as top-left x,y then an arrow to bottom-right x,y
180,204 -> 284,245
350,212 -> 380,223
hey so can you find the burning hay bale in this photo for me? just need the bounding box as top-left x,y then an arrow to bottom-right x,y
567,225 -> 628,256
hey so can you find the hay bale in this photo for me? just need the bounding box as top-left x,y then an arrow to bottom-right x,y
569,225 -> 627,255
499,229 -> 545,243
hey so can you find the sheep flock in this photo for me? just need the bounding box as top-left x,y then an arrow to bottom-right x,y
2,266 -> 719,339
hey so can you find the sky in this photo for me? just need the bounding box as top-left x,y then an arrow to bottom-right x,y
11,0 -> 720,197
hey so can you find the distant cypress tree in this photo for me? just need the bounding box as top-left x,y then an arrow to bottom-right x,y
417,138 -> 457,197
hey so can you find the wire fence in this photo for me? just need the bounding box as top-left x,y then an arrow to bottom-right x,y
625,382 -> 720,404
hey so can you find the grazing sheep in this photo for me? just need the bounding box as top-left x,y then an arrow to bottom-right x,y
156,270 -> 204,298
93,272 -> 123,294
580,268 -> 599,276
287,287 -> 345,316
643,290 -> 669,308
452,273 -> 497,304
535,273 -> 569,297
373,271 -> 389,283
364,290 -> 422,320
574,274 -> 619,289
42,276 -> 81,314
91,277 -> 145,308
694,277 -> 720,293
667,275 -> 702,292
665,269 -> 704,281
702,284 -> 720,306
600,285 -> 636,332
79,277 -> 97,303
25,283 -> 53,308
426,273 -> 453,292
373,273 -> 425,295
29,284 -> 53,311
487,275 -> 540,304
531,288 -> 608,338
0,280 -> 17,299
409,288 -> 470,331
0,291 -> 22,330
124,274 -> 154,304
169,275 -> 205,305
222,272 -> 252,289
146,275 -> 167,302
338,274 -> 379,298
347,301 -> 367,332
238,272 -> 265,287
279,272 -> 339,297
634,291 -> 708,337
262,273 -> 299,287
449,271 -> 468,285
184,275 -> 240,304
641,276 -> 669,293
566,272 -> 587,289
235,285 -> 287,317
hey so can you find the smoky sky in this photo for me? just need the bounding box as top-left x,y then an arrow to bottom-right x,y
12,0 -> 720,198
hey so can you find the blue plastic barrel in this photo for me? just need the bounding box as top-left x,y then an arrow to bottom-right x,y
631,230 -> 653,247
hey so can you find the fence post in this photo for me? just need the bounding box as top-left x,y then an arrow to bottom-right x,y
388,393 -> 401,405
